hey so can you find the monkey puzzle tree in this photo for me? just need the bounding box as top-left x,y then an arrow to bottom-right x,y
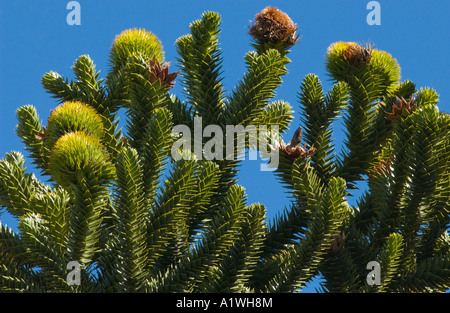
0,7 -> 449,293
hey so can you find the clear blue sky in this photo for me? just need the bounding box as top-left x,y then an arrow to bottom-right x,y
1,0 -> 449,292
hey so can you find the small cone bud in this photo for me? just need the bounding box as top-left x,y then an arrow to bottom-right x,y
146,57 -> 179,89
384,95 -> 417,121
276,127 -> 316,161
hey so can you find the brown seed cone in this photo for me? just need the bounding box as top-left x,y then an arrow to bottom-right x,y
343,42 -> 373,66
249,7 -> 299,46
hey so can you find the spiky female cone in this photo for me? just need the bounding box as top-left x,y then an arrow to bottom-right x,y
42,101 -> 104,151
48,131 -> 114,188
110,28 -> 164,72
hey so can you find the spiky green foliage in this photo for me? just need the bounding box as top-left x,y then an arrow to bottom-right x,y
311,41 -> 450,293
1,8 -> 449,294
298,74 -> 349,183
325,42 -> 401,187
176,12 -> 225,125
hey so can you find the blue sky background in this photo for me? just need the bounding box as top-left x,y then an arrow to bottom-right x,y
1,0 -> 449,292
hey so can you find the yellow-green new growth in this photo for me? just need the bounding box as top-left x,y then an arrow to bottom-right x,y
110,28 -> 164,72
44,101 -> 104,151
326,41 -> 401,86
48,131 -> 114,188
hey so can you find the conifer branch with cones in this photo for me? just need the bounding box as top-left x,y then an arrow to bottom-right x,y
0,6 -> 449,293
